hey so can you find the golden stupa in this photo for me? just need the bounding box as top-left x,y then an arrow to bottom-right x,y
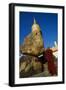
32,18 -> 41,32
20,18 -> 44,56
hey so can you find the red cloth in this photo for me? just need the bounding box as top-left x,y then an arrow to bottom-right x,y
44,49 -> 57,75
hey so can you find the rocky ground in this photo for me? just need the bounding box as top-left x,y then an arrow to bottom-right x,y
19,54 -> 57,78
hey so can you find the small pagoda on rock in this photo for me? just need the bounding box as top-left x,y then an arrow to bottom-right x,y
20,18 -> 44,56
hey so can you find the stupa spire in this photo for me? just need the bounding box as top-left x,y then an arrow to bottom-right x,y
32,18 -> 41,32
34,18 -> 36,24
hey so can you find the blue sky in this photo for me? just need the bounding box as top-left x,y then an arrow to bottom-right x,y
19,12 -> 58,48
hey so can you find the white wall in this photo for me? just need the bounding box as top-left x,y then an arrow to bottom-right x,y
0,0 -> 66,90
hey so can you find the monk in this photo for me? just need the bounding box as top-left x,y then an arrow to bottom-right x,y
43,48 -> 57,75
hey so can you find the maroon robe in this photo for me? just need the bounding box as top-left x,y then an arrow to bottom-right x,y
44,49 -> 57,75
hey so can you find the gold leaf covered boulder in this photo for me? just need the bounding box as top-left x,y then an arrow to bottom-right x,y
20,18 -> 44,56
